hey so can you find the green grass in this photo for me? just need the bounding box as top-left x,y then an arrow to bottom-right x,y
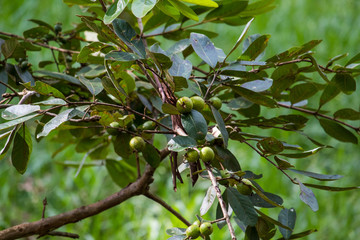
0,1 -> 359,239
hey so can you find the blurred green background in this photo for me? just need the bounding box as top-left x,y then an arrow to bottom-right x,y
0,0 -> 359,239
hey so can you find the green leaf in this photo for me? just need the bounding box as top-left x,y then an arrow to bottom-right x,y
113,133 -> 133,158
1,38 -> 18,59
290,169 -> 343,181
181,110 -> 208,140
166,227 -> 186,236
0,114 -> 38,131
11,124 -> 32,174
319,80 -> 340,107
333,73 -> 356,95
180,0 -> 218,7
190,32 -> 218,68
23,26 -> 49,39
169,55 -> 192,79
227,187 -> 258,226
302,54 -> 329,83
249,191 -> 283,209
0,66 -> 8,100
168,0 -> 199,21
167,135 -> 197,152
37,109 -> 76,138
298,180 -> 319,212
132,0 -> 157,18
23,81 -> 66,99
156,0 -> 181,21
214,145 -> 241,171
346,52 -> 360,66
0,127 -> 18,161
105,61 -> 128,97
303,183 -> 360,192
15,66 -> 35,86
102,76 -> 125,101
211,106 -> 229,147
278,208 -> 296,240
142,144 -> 161,168
167,235 -> 186,240
200,186 -> 216,216
112,19 -> 146,57
104,0 -> 131,24
274,156 -> 294,170
239,34 -> 270,61
290,83 -> 318,104
245,226 -> 259,240
232,86 -> 277,108
241,0 -> 275,16
319,119 -> 358,144
256,210 -> 292,231
279,147 -> 324,158
2,105 -> 40,120
105,159 -> 137,188
35,70 -> 81,85
162,103 -> 180,115
334,108 -> 360,120
79,76 -> 103,96
33,98 -> 67,106
105,51 -> 142,62
241,78 -> 272,92
205,0 -> 248,20
258,137 -> 284,154
278,229 -> 318,240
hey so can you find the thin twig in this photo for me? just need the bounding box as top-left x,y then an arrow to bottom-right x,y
205,165 -> 237,240
50,49 -> 60,72
144,192 -> 191,226
98,0 -> 107,12
0,31 -> 79,54
242,140 -> 297,184
0,81 -> 19,96
277,102 -> 360,133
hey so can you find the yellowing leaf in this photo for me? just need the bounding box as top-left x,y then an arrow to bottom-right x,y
179,0 -> 218,8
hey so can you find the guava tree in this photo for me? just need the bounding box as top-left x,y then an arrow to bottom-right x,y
0,0 -> 359,239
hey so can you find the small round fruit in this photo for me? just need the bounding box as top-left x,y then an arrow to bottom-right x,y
209,97 -> 222,110
236,182 -> 252,195
193,220 -> 201,227
54,23 -> 62,34
186,224 -> 201,239
186,149 -> 199,163
176,97 -> 193,114
129,136 -> 146,152
20,61 -> 29,70
110,122 -> 120,128
190,96 -> 205,111
142,121 -> 156,130
200,147 -> 215,162
200,222 -> 213,236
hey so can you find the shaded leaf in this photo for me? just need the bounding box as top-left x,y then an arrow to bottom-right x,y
1,38 -> 18,59
35,70 -> 81,85
278,229 -> 318,240
256,210 -> 292,231
333,73 -> 356,95
240,34 -> 270,61
105,159 -> 137,188
142,144 -> 161,168
227,187 -> 258,226
232,86 -> 277,108
181,110 -> 207,140
166,227 -> 186,236
274,156 -> 294,170
289,169 -> 343,181
249,192 -> 283,209
23,81 -> 65,99
278,208 -> 296,240
334,108 -> 360,120
11,124 -> 32,174
214,145 -> 241,171
211,106 -> 229,147
319,118 -> 358,144
279,147 -> 324,158
105,51 -> 142,62
14,66 -> 35,86
79,76 -> 103,96
298,180 -> 319,212
169,54 -> 192,79
290,83 -> 318,104
303,183 -> 360,192
167,135 -> 197,152
258,137 -> 284,154
162,103 -> 180,115
241,78 -> 273,92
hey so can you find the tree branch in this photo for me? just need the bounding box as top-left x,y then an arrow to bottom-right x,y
144,192 -> 191,227
0,146 -> 171,240
205,165 -> 236,240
